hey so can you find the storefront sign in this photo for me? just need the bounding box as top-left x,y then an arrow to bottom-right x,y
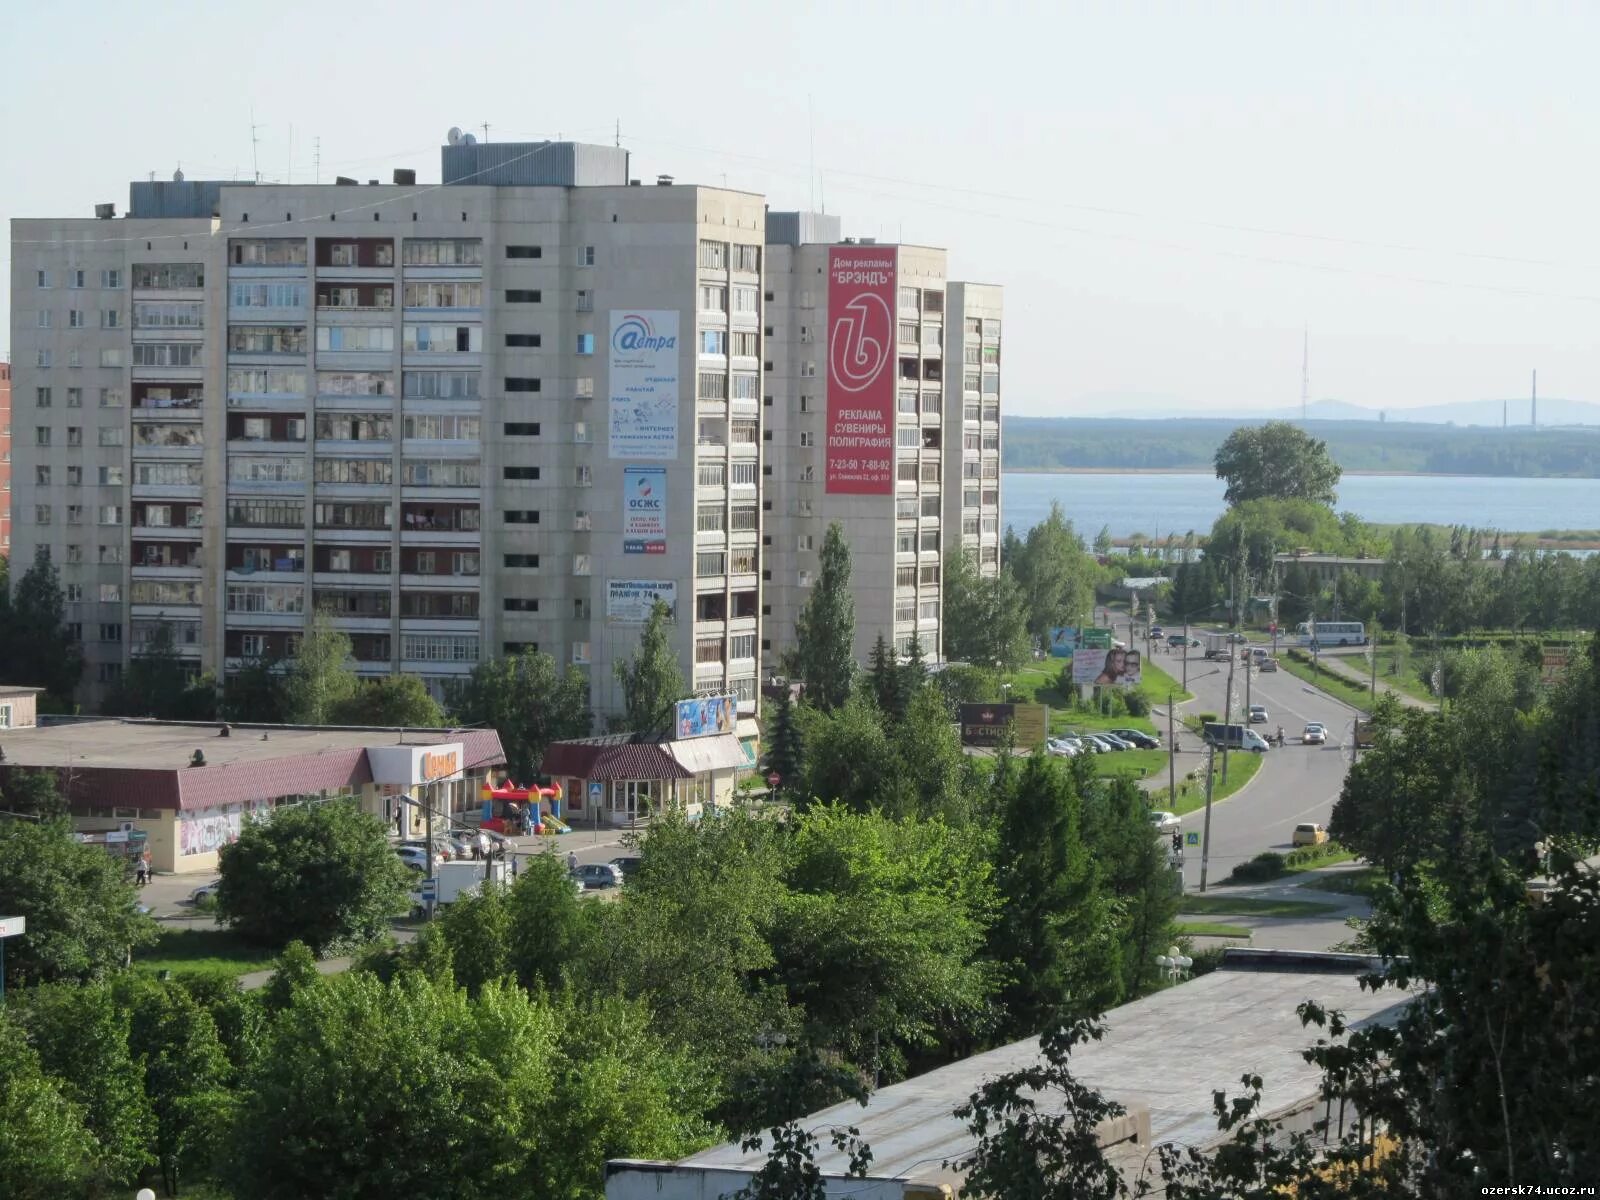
368,742 -> 466,787
675,695 -> 737,739
958,702 -> 1050,747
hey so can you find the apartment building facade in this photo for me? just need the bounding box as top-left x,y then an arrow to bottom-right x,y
10,143 -> 766,716
762,215 -> 1003,675
0,360 -> 11,558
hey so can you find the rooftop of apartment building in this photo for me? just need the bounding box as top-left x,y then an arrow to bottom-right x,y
607,949 -> 1407,1197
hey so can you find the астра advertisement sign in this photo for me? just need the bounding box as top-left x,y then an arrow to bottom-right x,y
623,466 -> 666,554
609,311 -> 680,459
825,245 -> 897,494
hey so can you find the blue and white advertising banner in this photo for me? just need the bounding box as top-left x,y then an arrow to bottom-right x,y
606,579 -> 677,624
609,310 -> 680,459
675,695 -> 737,740
623,466 -> 667,554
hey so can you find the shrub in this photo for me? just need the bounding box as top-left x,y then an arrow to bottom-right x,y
1227,851 -> 1286,884
1195,712 -> 1219,726
1123,691 -> 1151,717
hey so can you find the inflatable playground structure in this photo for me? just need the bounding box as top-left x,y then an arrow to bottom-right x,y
478,779 -> 573,835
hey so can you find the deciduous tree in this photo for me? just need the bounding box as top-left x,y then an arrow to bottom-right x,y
215,799 -> 411,952
329,674 -> 446,727
1011,503 -> 1098,643
614,599 -> 684,733
281,609 -> 360,724
794,522 -> 856,711
446,650 -> 592,780
0,546 -> 85,708
1213,420 -> 1342,507
942,550 -> 1031,672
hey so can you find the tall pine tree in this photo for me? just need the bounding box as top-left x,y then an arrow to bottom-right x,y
866,633 -> 902,719
614,600 -> 684,733
764,688 -> 804,799
0,546 -> 84,708
794,522 -> 856,711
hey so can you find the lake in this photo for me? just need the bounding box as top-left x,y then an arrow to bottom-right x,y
1001,471 -> 1600,540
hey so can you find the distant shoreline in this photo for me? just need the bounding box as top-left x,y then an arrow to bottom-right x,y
1005,466 -> 1594,480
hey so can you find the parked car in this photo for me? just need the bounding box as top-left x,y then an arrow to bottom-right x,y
1098,732 -> 1137,751
1075,732 -> 1122,752
571,862 -> 624,890
396,845 -> 444,872
188,883 -> 217,905
1110,728 -> 1160,749
1248,704 -> 1269,723
1046,736 -> 1080,758
609,855 -> 643,880
1293,823 -> 1330,847
1302,722 -> 1327,745
1148,810 -> 1182,835
1072,734 -> 1106,754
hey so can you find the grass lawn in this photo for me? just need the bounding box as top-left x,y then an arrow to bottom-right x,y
134,928 -> 279,980
1175,921 -> 1253,939
1082,748 -> 1169,781
1151,745 -> 1265,817
1369,648 -> 1441,703
1277,651 -> 1378,712
1178,895 -> 1342,917
1298,866 -> 1383,896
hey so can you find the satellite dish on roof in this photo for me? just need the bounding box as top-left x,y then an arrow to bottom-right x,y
461,132 -> 477,145
447,126 -> 463,145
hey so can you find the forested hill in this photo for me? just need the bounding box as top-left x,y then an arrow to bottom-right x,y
1002,417 -> 1600,477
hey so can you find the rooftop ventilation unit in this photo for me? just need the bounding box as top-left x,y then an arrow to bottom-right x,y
335,175 -> 358,186
393,168 -> 417,186
94,203 -> 115,219
656,174 -> 674,186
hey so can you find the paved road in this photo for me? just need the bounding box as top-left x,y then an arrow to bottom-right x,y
1115,617 -> 1361,893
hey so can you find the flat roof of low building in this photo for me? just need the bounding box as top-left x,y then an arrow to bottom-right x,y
677,952 -> 1407,1186
0,719 -> 504,811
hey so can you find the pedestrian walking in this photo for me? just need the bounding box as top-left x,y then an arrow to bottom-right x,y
567,850 -> 579,873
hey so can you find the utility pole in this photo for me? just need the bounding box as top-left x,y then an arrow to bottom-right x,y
1167,690 -> 1177,800
1199,744 -> 1217,892
1182,619 -> 1189,691
424,781 -> 435,921
1222,647 -> 1236,785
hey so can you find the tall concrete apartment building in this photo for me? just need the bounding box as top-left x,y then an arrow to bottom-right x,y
0,360 -> 11,558
762,214 -> 1002,674
9,145 -> 1001,715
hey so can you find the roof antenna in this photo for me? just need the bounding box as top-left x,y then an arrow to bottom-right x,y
808,93 -> 816,212
481,121 -> 490,144
250,107 -> 262,184
615,118 -> 621,148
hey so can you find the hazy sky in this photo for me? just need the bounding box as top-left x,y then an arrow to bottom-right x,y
5,1 -> 1597,416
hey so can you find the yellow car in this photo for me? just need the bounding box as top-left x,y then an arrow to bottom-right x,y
1292,823 -> 1329,847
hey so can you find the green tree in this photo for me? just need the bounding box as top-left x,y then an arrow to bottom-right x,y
1079,777 -> 1179,998
772,805 -> 998,1084
103,620 -> 218,720
987,756 -> 1119,1035
1213,420 -> 1343,506
764,688 -> 804,797
796,694 -> 900,814
436,880 -> 513,996
1012,502 -> 1098,642
13,981 -> 156,1190
0,812 -> 156,988
613,600 -> 684,733
0,768 -> 68,821
447,650 -> 592,780
125,978 -> 234,1198
221,652 -> 289,724
794,522 -> 856,711
0,1012 -> 97,1198
505,852 -> 591,992
1093,524 -> 1114,556
225,970 -> 560,1200
889,686 -> 977,825
259,939 -> 322,1014
942,551 -> 1031,671
215,799 -> 411,952
865,633 -> 903,719
0,545 -> 85,707
329,674 -> 446,727
281,610 -> 360,724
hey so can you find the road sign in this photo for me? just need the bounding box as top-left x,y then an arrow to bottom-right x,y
587,781 -> 604,803
1185,831 -> 1200,847
419,879 -> 437,902
0,916 -> 25,938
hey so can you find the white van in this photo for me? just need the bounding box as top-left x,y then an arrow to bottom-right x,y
1201,722 -> 1272,753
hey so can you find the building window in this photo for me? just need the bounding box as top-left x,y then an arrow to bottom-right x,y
504,554 -> 539,569
402,238 -> 481,266
579,245 -> 595,266
898,286 -> 919,310
503,598 -> 539,613
503,466 -> 539,481
505,377 -> 541,393
699,240 -> 727,270
506,245 -> 542,259
575,333 -> 595,355
505,510 -> 540,525
696,505 -> 725,533
699,285 -> 727,313
504,422 -> 540,437
732,286 -> 759,313
100,583 -> 122,602
575,290 -> 594,312
505,333 -> 540,348
36,350 -> 52,368
697,373 -> 727,400
701,330 -> 727,356
506,289 -> 542,303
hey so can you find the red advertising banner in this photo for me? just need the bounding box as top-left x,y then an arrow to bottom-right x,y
825,245 -> 897,494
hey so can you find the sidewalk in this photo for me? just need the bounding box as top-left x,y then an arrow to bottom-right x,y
1181,863 -> 1373,954
1309,652 -> 1435,710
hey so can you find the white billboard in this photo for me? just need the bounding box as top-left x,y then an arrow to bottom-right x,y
606,579 -> 678,624
609,310 -> 680,459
